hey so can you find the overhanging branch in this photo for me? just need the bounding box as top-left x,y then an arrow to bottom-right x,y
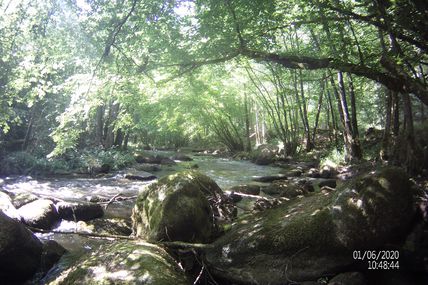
240,47 -> 428,106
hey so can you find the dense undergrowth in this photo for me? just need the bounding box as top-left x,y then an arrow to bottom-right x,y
0,147 -> 136,176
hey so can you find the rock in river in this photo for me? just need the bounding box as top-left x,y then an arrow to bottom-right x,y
204,167 -> 416,284
18,199 -> 60,230
56,202 -> 104,222
46,241 -> 190,285
0,190 -> 21,220
0,211 -> 43,283
124,170 -> 157,181
132,170 -> 235,243
228,184 -> 261,196
171,153 -> 193,161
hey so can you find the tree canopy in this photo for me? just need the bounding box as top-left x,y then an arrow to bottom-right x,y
0,0 -> 427,170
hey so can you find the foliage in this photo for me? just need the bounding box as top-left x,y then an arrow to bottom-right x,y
320,149 -> 346,168
0,151 -> 69,175
0,148 -> 136,176
0,0 -> 426,171
79,148 -> 136,171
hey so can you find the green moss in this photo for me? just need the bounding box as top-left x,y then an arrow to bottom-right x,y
132,170 -> 228,242
332,166 -> 415,248
48,242 -> 189,285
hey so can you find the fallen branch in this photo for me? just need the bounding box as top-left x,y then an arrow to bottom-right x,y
159,241 -> 214,251
96,194 -> 138,209
103,193 -> 121,210
227,191 -> 272,200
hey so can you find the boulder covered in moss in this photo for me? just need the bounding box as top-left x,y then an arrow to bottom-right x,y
332,167 -> 415,249
132,171 -> 235,243
205,167 -> 416,284
46,241 -> 190,285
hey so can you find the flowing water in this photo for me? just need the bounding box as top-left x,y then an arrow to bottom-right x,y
1,152 -> 282,282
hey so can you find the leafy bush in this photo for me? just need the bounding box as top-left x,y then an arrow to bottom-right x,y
0,151 -> 70,175
0,151 -> 38,175
77,148 -> 136,172
0,148 -> 136,176
320,149 -> 346,168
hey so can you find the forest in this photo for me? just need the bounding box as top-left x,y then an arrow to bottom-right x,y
0,0 -> 428,284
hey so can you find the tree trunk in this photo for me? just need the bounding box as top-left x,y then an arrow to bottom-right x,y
94,105 -> 105,146
337,72 -> 362,161
401,92 -> 420,172
347,73 -> 359,137
381,89 -> 393,161
114,128 -> 124,147
104,102 -> 120,149
298,70 -> 313,151
244,91 -> 252,152
392,90 -> 400,135
312,80 -> 324,144
22,104 -> 38,151
326,80 -> 339,149
123,132 -> 129,150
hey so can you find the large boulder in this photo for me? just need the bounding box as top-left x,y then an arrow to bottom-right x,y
56,202 -> 104,222
332,167 -> 415,249
41,240 -> 67,274
132,171 -> 235,243
205,167 -> 416,284
0,211 -> 44,283
0,191 -> 21,220
46,241 -> 190,285
18,199 -> 60,229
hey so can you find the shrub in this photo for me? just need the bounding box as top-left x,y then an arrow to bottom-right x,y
0,151 -> 38,175
320,149 -> 346,168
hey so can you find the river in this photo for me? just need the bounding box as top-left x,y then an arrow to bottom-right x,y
1,152 -> 282,283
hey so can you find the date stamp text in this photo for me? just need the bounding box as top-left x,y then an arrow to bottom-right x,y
353,250 -> 400,270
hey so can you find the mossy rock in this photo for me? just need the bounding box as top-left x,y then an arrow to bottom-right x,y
205,167 -> 417,284
205,192 -> 348,283
132,171 -> 234,243
332,167 -> 416,249
46,241 -> 190,285
88,218 -> 132,236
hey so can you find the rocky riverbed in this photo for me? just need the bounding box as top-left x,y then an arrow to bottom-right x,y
1,152 -> 428,284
